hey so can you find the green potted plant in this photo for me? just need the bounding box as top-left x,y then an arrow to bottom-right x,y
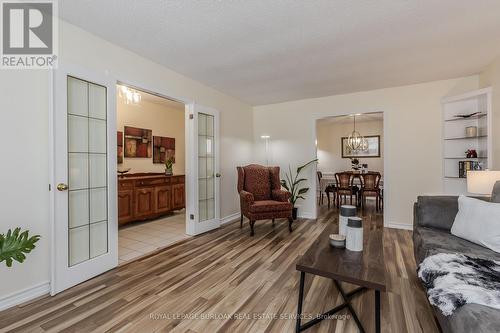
164,157 -> 174,176
0,228 -> 40,267
281,159 -> 318,220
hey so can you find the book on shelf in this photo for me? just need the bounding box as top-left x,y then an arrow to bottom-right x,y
458,160 -> 483,178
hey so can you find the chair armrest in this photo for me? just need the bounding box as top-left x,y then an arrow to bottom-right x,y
239,190 -> 255,204
272,189 -> 291,202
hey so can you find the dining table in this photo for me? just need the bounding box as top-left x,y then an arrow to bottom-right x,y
320,172 -> 384,208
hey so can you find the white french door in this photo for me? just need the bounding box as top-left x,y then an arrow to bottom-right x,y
51,64 -> 117,294
186,104 -> 221,235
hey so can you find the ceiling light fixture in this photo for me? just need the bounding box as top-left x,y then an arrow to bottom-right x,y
119,85 -> 142,105
346,115 -> 367,152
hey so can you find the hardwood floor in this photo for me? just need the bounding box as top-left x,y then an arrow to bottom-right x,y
0,203 -> 438,333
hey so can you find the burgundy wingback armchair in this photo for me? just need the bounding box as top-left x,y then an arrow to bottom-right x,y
237,164 -> 293,236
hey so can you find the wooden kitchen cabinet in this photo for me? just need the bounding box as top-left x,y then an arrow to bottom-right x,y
172,183 -> 185,210
134,187 -> 156,219
118,173 -> 185,226
118,189 -> 134,224
156,185 -> 172,214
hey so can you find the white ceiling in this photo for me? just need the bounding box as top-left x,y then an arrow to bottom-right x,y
60,1 -> 500,106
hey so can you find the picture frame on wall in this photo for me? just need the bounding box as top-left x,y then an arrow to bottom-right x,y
341,135 -> 380,158
124,126 -> 152,158
117,131 -> 123,164
153,136 -> 175,163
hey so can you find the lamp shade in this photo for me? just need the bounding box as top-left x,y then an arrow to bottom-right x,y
467,171 -> 500,195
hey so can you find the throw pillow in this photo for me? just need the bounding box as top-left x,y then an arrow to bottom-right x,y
451,195 -> 500,253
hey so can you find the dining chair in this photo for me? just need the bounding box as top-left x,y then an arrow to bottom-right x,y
317,171 -> 323,205
335,172 -> 358,207
360,172 -> 382,211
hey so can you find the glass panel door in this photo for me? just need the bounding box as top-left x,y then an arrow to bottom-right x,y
186,103 -> 220,235
67,77 -> 108,266
53,64 -> 117,295
198,113 -> 215,222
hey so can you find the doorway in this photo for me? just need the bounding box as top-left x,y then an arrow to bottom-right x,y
116,85 -> 189,264
51,64 -> 222,294
315,112 -> 385,225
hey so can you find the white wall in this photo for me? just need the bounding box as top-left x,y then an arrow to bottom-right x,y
0,70 -> 51,306
253,76 -> 480,225
117,98 -> 185,175
0,20 -> 253,304
316,118 -> 384,174
479,55 -> 500,169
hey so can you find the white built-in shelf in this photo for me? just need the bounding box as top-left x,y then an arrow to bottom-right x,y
443,135 -> 487,141
444,157 -> 487,159
442,87 -> 492,195
444,114 -> 487,122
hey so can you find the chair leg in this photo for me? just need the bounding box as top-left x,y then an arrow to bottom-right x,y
272,218 -> 275,227
249,220 -> 255,236
350,194 -> 353,205
288,217 -> 293,232
240,213 -> 243,228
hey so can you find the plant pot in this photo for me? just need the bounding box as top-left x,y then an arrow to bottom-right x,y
165,169 -> 173,176
292,207 -> 298,220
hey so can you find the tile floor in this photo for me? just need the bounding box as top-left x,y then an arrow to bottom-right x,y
118,210 -> 190,264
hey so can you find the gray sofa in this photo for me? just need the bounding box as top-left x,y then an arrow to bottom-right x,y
413,195 -> 500,333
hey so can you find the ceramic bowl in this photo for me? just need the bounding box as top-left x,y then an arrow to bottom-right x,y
329,234 -> 346,248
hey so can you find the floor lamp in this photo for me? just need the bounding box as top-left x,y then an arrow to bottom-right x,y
261,135 -> 270,165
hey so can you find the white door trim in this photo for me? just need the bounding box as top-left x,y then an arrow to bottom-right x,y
311,111 -> 387,227
50,62 -> 118,295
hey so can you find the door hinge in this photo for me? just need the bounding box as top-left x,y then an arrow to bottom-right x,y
189,114 -> 194,120
190,214 -> 195,220
48,184 -> 51,191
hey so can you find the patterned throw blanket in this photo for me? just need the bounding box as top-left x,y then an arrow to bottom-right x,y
417,253 -> 500,316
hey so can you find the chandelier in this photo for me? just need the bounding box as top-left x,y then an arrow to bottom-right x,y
346,115 -> 368,152
119,85 -> 142,105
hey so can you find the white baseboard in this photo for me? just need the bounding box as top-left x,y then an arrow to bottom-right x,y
298,212 -> 316,219
0,281 -> 50,311
221,212 -> 240,225
385,221 -> 413,231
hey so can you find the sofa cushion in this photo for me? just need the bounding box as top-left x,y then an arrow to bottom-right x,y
249,200 -> 292,213
448,303 -> 500,333
415,196 -> 459,231
491,181 -> 500,203
413,226 -> 500,265
414,227 -> 500,333
451,195 -> 500,253
244,166 -> 272,201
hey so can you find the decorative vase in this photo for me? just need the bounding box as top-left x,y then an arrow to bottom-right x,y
466,149 -> 478,158
292,207 -> 298,220
346,217 -> 363,252
465,126 -> 478,138
339,205 -> 357,236
165,169 -> 173,176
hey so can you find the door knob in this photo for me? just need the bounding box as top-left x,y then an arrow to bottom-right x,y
57,183 -> 69,191
215,173 -> 221,178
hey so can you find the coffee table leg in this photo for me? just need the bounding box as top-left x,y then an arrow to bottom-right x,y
375,290 -> 381,333
296,271 -> 305,333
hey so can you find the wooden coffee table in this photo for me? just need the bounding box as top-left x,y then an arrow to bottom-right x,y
295,223 -> 386,333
